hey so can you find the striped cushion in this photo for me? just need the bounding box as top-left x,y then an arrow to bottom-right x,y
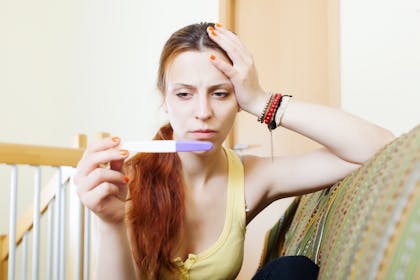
259,125 -> 420,279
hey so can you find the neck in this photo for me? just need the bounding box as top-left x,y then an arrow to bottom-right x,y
178,145 -> 227,189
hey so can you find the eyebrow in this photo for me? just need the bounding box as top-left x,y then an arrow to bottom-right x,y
170,83 -> 233,91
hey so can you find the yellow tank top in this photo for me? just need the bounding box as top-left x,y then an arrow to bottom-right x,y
171,148 -> 246,280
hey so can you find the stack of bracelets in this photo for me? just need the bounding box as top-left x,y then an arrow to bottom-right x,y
257,92 -> 293,130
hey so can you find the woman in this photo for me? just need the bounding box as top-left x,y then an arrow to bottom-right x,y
73,22 -> 395,279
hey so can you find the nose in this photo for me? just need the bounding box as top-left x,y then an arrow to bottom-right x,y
195,95 -> 213,121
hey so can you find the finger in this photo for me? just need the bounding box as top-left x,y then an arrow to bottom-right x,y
79,168 -> 128,193
214,24 -> 249,54
81,182 -> 121,211
209,54 -> 237,79
208,26 -> 251,66
207,26 -> 244,64
85,136 -> 121,155
77,148 -> 129,177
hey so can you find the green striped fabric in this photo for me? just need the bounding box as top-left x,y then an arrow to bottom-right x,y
259,125 -> 420,279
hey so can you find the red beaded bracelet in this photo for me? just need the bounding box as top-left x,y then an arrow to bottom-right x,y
264,93 -> 282,124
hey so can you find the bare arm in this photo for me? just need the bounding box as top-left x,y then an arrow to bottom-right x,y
207,25 -> 395,213
73,137 -> 138,279
96,222 -> 137,280
280,99 -> 395,164
242,98 -> 394,211
241,98 -> 394,218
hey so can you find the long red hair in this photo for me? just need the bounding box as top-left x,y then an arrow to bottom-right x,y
124,22 -> 229,278
125,124 -> 183,278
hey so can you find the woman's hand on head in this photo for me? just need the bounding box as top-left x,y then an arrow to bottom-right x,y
207,24 -> 268,116
73,136 -> 130,225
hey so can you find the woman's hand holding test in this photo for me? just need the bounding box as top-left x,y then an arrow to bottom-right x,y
73,136 -> 129,225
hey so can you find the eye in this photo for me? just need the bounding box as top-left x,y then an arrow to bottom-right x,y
175,92 -> 192,99
212,91 -> 229,98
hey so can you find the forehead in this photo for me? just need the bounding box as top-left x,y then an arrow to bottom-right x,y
166,50 -> 231,89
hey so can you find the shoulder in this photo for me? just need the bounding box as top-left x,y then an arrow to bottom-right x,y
240,154 -> 280,220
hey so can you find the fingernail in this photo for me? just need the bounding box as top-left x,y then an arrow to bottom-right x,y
124,176 -> 129,183
120,149 -> 129,156
208,26 -> 215,31
112,137 -> 120,143
215,23 -> 222,28
211,31 -> 217,36
210,54 -> 216,60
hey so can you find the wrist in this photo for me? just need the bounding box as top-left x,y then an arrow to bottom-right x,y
97,219 -> 126,235
254,92 -> 294,130
244,90 -> 271,117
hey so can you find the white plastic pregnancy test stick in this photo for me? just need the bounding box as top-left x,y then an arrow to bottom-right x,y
120,140 -> 213,153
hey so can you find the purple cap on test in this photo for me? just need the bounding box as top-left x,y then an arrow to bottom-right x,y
175,141 -> 213,152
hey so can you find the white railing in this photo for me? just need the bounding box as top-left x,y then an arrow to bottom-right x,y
0,135 -> 93,280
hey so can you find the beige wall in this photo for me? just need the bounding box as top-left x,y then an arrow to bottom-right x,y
231,1 -> 338,279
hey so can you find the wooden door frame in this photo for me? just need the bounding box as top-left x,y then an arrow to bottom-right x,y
219,0 -> 340,149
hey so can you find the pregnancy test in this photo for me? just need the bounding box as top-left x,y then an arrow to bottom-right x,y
120,140 -> 213,153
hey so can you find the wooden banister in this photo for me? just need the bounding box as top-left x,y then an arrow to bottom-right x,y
0,143 -> 84,167
0,135 -> 87,269
0,235 -> 6,279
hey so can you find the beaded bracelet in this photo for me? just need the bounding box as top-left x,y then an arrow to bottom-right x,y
257,93 -> 274,123
264,93 -> 282,124
272,95 -> 292,129
257,92 -> 292,131
268,95 -> 284,130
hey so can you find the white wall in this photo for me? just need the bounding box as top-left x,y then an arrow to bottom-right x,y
0,1 -> 218,278
340,0 -> 420,136
0,0 -> 218,246
0,0 -> 219,147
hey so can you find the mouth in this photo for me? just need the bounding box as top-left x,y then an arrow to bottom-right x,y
190,129 -> 217,139
193,129 -> 216,133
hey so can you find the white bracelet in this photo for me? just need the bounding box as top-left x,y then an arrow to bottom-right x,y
274,95 -> 292,127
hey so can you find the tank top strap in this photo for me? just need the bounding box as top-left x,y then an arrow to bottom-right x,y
224,147 -> 246,229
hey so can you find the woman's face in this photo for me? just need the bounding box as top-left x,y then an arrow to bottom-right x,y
163,49 -> 238,147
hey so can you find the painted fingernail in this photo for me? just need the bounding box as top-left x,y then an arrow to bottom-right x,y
211,31 -> 217,36
120,149 -> 129,156
123,176 -> 129,183
208,26 -> 215,31
215,23 -> 222,28
210,54 -> 216,60
112,137 -> 120,143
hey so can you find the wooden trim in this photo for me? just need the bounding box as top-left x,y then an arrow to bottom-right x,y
74,134 -> 88,151
0,235 -> 7,280
219,0 -> 235,31
219,0 -> 236,148
0,236 -> 7,265
0,143 -> 84,167
97,132 -> 110,140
